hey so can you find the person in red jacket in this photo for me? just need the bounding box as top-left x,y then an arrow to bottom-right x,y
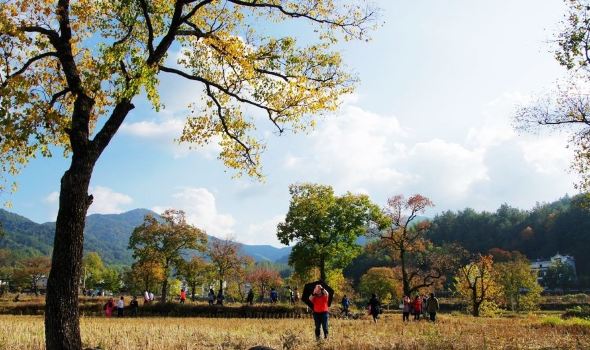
412,295 -> 422,320
180,289 -> 186,304
309,284 -> 330,340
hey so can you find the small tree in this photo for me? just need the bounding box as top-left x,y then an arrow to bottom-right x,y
495,258 -> 542,312
544,260 -> 577,290
359,267 -> 401,305
177,256 -> 212,301
454,254 -> 501,317
129,210 -> 207,302
277,183 -> 385,281
17,256 -> 51,295
128,258 -> 165,295
81,252 -> 105,290
208,238 -> 249,298
246,265 -> 283,301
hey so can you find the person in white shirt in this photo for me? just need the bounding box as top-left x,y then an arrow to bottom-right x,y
144,291 -> 150,305
149,291 -> 155,302
117,296 -> 124,317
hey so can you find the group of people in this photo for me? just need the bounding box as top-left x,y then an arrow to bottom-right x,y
103,295 -> 139,318
402,293 -> 439,322
207,288 -> 225,305
143,290 -> 155,304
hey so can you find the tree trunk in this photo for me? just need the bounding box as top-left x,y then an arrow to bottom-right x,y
400,248 -> 410,296
161,278 -> 169,303
319,257 -> 326,281
45,158 -> 94,350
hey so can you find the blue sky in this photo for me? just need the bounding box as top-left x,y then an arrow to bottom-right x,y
5,0 -> 578,246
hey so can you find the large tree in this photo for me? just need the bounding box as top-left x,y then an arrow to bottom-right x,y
454,254 -> 501,317
0,1 -> 375,348
129,209 -> 207,302
515,0 -> 590,190
208,238 -> 250,298
378,194 -> 461,296
277,183 -> 386,281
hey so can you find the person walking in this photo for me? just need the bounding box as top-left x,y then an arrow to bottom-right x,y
208,288 -> 215,305
426,292 -> 439,322
180,288 -> 186,304
402,295 -> 411,322
246,288 -> 255,305
367,293 -> 381,323
341,295 -> 351,318
116,296 -> 125,317
270,287 -> 278,303
412,295 -> 422,321
129,296 -> 139,317
309,284 -> 330,340
104,297 -> 115,318
149,291 -> 155,303
216,289 -> 224,306
288,287 -> 295,304
143,290 -> 150,305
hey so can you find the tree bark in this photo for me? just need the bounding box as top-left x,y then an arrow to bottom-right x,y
319,257 -> 326,281
45,154 -> 94,350
400,247 -> 410,296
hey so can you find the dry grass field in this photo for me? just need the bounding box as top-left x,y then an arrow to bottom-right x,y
0,313 -> 588,350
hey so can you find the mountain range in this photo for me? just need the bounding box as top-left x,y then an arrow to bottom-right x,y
0,208 -> 291,265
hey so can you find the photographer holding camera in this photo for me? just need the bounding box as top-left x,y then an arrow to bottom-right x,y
309,284 -> 330,340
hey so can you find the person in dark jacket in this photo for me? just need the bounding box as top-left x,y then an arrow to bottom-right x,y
246,288 -> 255,305
426,292 -> 440,322
341,295 -> 351,318
367,293 -> 381,323
129,296 -> 139,317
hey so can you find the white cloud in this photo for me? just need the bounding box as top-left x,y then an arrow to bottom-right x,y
153,187 -> 235,238
280,92 -> 576,213
87,186 -> 133,215
42,187 -> 133,219
242,214 -> 285,246
44,191 -> 59,204
120,119 -> 184,139
308,104 -> 411,190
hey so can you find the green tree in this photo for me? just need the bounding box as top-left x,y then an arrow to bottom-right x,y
129,209 -> 207,302
177,256 -> 212,301
358,267 -> 400,305
495,258 -> 542,312
0,1 -> 375,347
277,183 -> 385,281
544,260 -> 577,290
81,252 -> 105,290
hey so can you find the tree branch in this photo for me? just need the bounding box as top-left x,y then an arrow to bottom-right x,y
138,0 -> 155,55
205,84 -> 256,167
0,52 -> 58,88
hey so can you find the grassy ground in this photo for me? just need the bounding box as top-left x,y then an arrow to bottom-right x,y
0,313 -> 588,350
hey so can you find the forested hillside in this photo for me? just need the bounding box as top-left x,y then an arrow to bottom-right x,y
427,194 -> 590,285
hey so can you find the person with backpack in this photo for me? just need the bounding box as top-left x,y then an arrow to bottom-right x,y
426,292 -> 440,322
208,288 -> 215,305
309,284 -> 330,340
216,289 -> 224,306
246,288 -> 255,305
103,297 -> 115,318
341,295 -> 351,318
367,293 -> 381,323
129,296 -> 139,317
270,288 -> 278,303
